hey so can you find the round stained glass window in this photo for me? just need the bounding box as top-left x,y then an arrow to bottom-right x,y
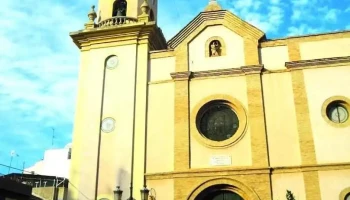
326,102 -> 349,123
198,103 -> 239,142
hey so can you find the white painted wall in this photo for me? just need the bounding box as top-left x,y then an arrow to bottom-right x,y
25,143 -> 71,179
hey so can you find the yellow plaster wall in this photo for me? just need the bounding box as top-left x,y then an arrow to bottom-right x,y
147,82 -> 175,173
260,46 -> 289,70
262,73 -> 302,167
69,44 -> 139,200
68,49 -> 104,200
319,169 -> 350,200
149,57 -> 175,82
147,179 -> 174,200
96,44 -> 138,199
299,38 -> 350,60
188,25 -> 245,72
303,66 -> 350,164
189,77 -> 252,168
272,173 -> 306,200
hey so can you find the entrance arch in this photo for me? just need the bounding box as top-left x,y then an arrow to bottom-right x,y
187,178 -> 261,200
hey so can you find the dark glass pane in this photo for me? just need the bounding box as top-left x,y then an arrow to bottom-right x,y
346,193 -> 350,200
199,104 -> 239,141
209,191 -> 243,200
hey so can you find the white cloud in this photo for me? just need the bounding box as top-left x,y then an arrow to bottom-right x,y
0,0 -> 95,172
324,8 -> 340,22
287,24 -> 323,36
270,0 -> 280,4
291,9 -> 302,21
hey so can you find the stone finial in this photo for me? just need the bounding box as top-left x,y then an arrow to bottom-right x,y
138,0 -> 150,22
88,5 -> 97,21
85,5 -> 97,29
204,0 -> 222,11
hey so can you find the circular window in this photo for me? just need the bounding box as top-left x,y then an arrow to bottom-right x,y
322,96 -> 350,128
346,193 -> 350,200
106,55 -> 119,69
192,96 -> 247,149
101,117 -> 116,133
326,102 -> 348,123
198,103 -> 239,141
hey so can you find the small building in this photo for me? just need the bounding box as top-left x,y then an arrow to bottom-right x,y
0,176 -> 41,200
3,174 -> 68,200
25,143 -> 72,179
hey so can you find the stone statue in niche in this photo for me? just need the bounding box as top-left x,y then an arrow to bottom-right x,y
209,40 -> 221,57
112,0 -> 127,23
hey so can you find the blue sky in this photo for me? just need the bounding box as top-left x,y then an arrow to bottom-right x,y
0,0 -> 349,175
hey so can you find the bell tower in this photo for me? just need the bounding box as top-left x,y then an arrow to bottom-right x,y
68,0 -> 166,200
97,0 -> 158,23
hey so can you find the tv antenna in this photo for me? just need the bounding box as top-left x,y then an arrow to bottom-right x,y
51,128 -> 55,147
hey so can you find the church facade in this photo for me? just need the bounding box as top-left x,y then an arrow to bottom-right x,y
68,0 -> 350,199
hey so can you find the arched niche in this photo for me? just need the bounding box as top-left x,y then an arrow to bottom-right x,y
205,36 -> 226,57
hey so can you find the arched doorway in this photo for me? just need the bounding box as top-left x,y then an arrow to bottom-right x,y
187,178 -> 260,200
194,184 -> 244,200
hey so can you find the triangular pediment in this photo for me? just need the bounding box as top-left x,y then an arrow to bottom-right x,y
167,10 -> 266,49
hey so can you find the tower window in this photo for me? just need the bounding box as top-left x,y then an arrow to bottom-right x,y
112,0 -> 128,17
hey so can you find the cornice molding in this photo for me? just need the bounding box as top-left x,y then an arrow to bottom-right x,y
167,10 -> 265,49
170,71 -> 192,81
69,22 -> 167,50
286,56 -> 350,69
145,162 -> 350,180
170,65 -> 263,80
241,65 -> 264,75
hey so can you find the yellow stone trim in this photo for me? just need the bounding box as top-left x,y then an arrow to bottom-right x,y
205,36 -> 226,57
260,30 -> 350,48
145,162 -> 350,180
149,50 -> 174,59
148,79 -> 173,85
187,178 -> 260,200
287,42 -> 301,61
303,171 -> 321,200
290,69 -> 321,199
246,74 -> 269,167
70,22 -> 167,50
340,187 -> 350,200
174,80 -> 190,171
321,96 -> 350,128
244,38 -> 260,65
173,25 -> 191,172
191,94 -> 247,149
290,71 -> 317,165
168,10 -> 265,49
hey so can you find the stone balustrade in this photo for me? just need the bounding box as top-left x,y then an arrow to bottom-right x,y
98,16 -> 138,28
